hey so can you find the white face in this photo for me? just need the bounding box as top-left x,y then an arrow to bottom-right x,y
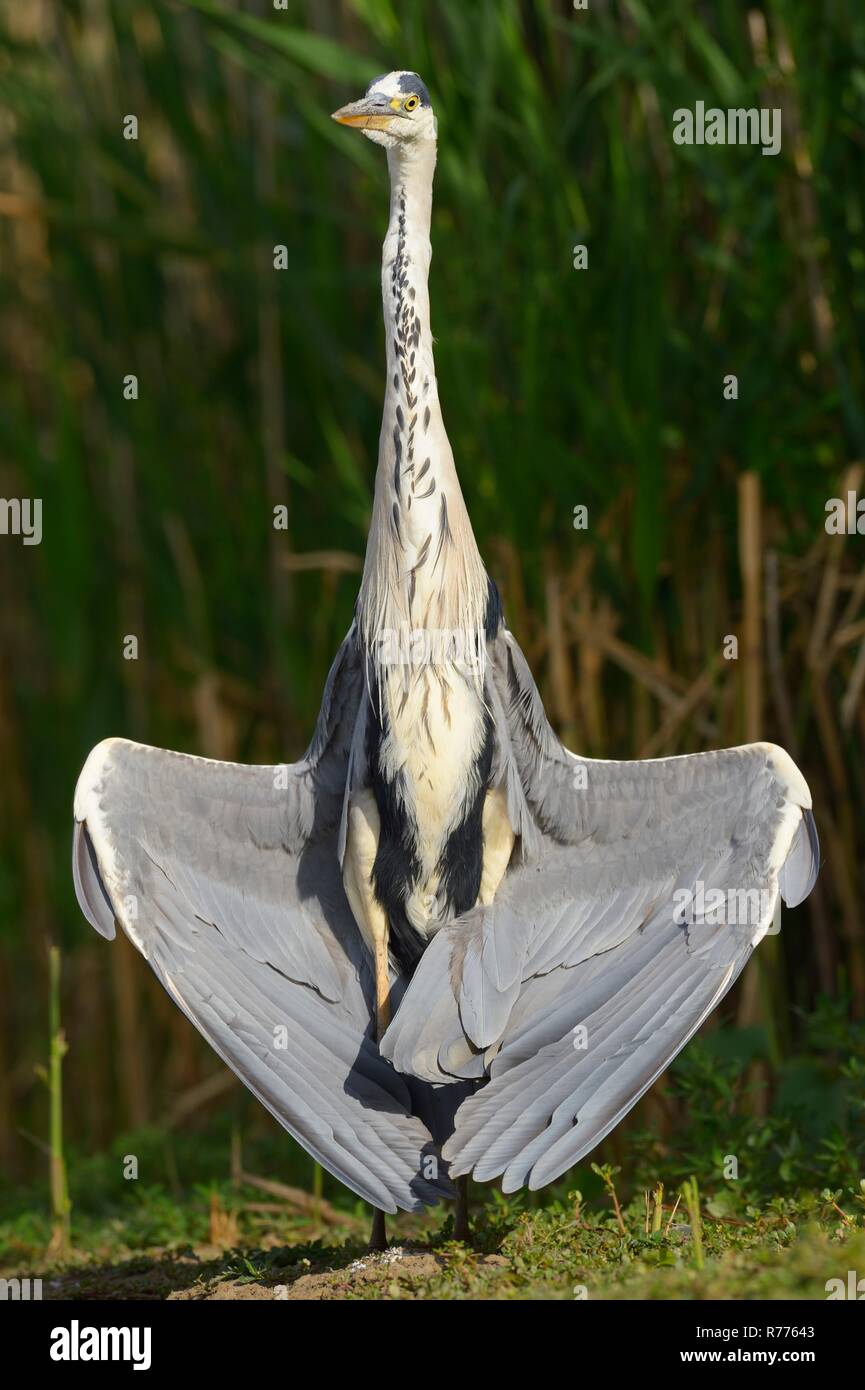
332,70 -> 437,149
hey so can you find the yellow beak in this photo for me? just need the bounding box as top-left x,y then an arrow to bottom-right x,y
331,98 -> 397,132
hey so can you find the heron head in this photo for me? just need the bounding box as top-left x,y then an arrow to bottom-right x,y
332,71 -> 436,149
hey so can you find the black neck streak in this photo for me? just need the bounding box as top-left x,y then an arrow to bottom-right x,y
389,188 -> 436,618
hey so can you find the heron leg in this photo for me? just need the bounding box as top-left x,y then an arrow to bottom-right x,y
454,1176 -> 470,1242
479,787 -> 515,906
343,791 -> 393,1253
343,789 -> 391,1039
369,1207 -> 388,1253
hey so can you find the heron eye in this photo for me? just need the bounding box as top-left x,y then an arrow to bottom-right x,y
404,95 -> 419,112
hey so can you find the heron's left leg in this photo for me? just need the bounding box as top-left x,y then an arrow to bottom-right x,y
368,1209 -> 388,1253
441,790 -> 514,1249
479,786 -> 515,906
343,790 -> 393,1254
342,789 -> 391,1039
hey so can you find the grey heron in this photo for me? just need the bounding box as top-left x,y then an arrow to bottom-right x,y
72,70 -> 819,1252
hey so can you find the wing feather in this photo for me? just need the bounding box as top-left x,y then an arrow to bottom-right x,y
381,628 -> 819,1191
72,631 -> 453,1213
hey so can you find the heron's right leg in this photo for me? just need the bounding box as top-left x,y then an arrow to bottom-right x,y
342,789 -> 391,1040
343,790 -> 393,1253
454,1176 -> 470,1243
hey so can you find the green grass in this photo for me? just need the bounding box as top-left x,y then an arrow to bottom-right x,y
4,1168 -> 864,1301
3,1004 -> 863,1298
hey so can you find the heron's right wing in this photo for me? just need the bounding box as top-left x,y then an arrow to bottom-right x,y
381,631 -> 819,1192
72,631 -> 452,1213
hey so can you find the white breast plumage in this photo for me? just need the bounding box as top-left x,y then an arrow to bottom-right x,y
378,662 -> 487,891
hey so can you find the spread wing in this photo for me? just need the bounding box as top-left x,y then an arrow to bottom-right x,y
381,629 -> 819,1192
72,630 -> 452,1214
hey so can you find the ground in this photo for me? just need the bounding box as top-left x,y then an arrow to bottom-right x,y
5,1016 -> 864,1301
5,1184 -> 865,1301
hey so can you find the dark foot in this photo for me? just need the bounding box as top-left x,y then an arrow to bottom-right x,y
368,1207 -> 388,1252
454,1175 -> 470,1243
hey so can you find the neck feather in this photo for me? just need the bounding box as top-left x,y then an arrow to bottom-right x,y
358,138 -> 488,683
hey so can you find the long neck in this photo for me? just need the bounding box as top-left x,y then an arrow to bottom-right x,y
358,138 -> 487,674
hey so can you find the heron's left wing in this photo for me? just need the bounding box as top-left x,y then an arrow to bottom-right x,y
72,631 -> 452,1213
381,630 -> 819,1192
